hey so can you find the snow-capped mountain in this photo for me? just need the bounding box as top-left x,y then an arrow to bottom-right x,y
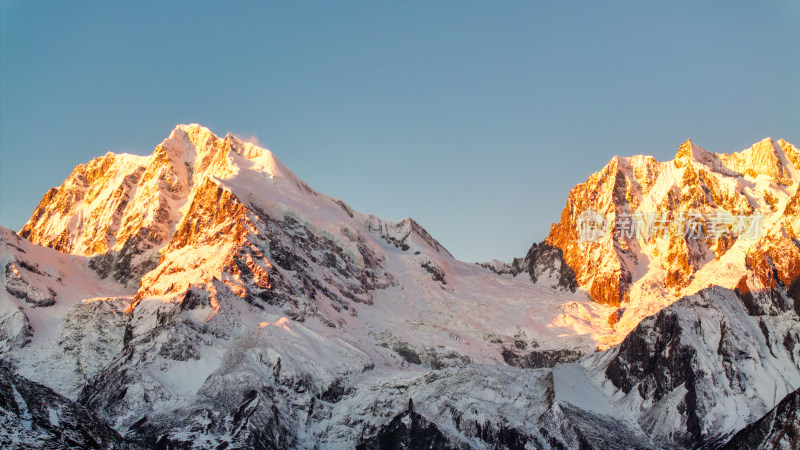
546,138 -> 800,349
1,124 -> 798,448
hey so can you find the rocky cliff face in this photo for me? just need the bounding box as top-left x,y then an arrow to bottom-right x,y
19,125 -> 240,286
544,138 -> 800,347
598,282 -> 800,447
0,362 -> 126,449
547,154 -> 663,307
484,243 -> 578,293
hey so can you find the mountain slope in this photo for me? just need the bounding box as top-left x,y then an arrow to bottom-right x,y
594,283 -> 800,447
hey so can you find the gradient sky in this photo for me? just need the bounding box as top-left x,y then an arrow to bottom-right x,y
1,1 -> 798,262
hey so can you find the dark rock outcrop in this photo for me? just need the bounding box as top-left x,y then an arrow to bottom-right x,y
721,387 -> 800,449
0,362 -> 126,449
501,347 -> 583,369
357,400 -> 457,450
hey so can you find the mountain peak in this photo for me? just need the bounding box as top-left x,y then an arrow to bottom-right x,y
715,137 -> 793,185
160,124 -> 297,182
749,136 -> 781,162
174,122 -> 212,133
18,124 -> 304,286
167,123 -> 220,153
674,139 -> 713,168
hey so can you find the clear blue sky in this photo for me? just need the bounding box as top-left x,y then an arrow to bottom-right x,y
1,1 -> 798,262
